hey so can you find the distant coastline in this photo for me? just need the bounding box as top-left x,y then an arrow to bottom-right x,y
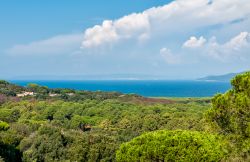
197,72 -> 244,82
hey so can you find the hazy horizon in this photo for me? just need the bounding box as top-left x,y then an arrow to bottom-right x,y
2,71 -> 242,81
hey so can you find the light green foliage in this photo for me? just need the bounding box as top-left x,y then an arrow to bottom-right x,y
0,108 -> 20,123
0,121 -> 9,131
116,130 -> 228,162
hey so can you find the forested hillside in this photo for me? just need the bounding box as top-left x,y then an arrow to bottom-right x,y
0,72 -> 249,161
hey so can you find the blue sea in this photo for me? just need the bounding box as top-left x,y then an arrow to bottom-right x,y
10,80 -> 231,97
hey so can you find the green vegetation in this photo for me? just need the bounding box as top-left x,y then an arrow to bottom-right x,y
116,130 -> 228,162
207,72 -> 250,160
0,98 -> 209,161
0,71 -> 249,161
208,72 -> 250,136
0,121 -> 9,131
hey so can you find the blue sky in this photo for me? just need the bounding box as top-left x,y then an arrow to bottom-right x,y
1,0 -> 250,79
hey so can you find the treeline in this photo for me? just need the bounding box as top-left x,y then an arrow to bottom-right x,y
0,72 -> 249,161
0,81 -> 124,101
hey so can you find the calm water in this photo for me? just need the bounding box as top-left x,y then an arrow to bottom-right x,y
10,80 -> 231,97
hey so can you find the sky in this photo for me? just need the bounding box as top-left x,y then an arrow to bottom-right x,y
0,0 -> 250,80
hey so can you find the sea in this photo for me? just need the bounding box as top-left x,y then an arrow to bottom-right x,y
10,80 -> 231,97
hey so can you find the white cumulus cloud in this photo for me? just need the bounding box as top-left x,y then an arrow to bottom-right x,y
81,0 -> 250,49
183,32 -> 250,61
81,13 -> 150,48
81,20 -> 118,48
208,32 -> 250,60
183,36 -> 206,48
224,32 -> 250,51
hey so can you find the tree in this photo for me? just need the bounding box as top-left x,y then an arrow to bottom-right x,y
207,72 -> 250,137
116,130 -> 228,162
20,125 -> 67,162
206,72 -> 250,159
0,131 -> 22,162
27,83 -> 39,91
0,80 -> 9,85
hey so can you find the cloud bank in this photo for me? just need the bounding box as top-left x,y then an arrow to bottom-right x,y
81,0 -> 250,49
183,32 -> 250,61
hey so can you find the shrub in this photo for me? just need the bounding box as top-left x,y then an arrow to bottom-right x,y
116,130 -> 228,162
0,121 -> 10,131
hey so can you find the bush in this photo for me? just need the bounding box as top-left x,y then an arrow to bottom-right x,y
0,121 -> 10,131
0,131 -> 22,162
20,125 -> 67,162
116,130 -> 228,162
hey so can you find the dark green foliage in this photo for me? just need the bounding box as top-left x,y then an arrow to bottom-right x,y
207,71 -> 250,160
0,89 -> 16,96
116,130 -> 228,162
0,130 -> 22,162
20,125 -> 67,162
207,72 -> 250,136
0,81 -> 9,85
0,80 -> 24,96
0,96 -> 210,161
20,125 -> 120,162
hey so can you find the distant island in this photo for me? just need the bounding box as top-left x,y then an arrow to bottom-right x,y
197,72 -> 243,82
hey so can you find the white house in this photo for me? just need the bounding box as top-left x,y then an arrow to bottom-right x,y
17,92 -> 35,97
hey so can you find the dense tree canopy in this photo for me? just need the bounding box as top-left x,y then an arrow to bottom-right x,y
0,81 -> 210,161
116,130 -> 228,162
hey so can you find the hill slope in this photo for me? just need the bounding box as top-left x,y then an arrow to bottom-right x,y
197,72 -> 242,82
